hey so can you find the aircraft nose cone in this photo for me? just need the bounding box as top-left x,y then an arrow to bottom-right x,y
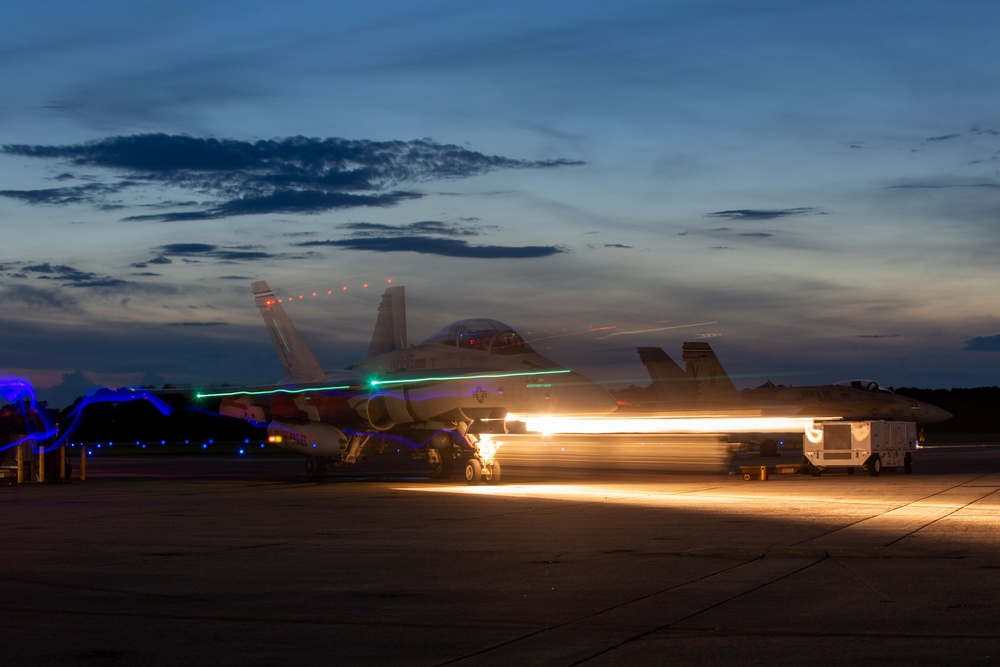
916,403 -> 953,423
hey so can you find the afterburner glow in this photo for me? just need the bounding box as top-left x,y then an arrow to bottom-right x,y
507,413 -> 817,435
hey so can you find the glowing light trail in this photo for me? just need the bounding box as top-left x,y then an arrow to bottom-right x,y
508,413 -> 817,435
597,322 -> 718,340
196,384 -> 353,399
368,368 -> 571,388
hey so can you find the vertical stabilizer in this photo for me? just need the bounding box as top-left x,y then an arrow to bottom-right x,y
637,347 -> 697,403
367,285 -> 407,358
682,342 -> 738,401
252,281 -> 326,383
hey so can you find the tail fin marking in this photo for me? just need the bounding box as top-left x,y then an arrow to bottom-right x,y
637,347 -> 696,403
252,281 -> 326,383
682,342 -> 738,401
367,285 -> 407,358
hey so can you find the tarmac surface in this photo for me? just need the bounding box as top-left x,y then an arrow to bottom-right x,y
1,444 -> 999,665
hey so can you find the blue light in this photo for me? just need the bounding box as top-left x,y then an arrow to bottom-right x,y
238,449 -> 245,455
1,375 -> 58,452
202,443 -> 208,449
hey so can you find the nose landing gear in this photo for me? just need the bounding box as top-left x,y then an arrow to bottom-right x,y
464,456 -> 501,486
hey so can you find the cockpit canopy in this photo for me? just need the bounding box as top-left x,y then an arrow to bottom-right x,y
422,318 -> 536,355
837,379 -> 892,393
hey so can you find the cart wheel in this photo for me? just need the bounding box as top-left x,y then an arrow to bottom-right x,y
867,455 -> 881,477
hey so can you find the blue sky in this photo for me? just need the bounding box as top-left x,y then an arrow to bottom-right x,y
2,0 -> 999,402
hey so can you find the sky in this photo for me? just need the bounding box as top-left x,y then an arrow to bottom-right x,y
2,0 -> 999,405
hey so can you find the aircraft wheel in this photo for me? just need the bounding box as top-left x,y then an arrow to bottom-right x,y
486,460 -> 502,485
867,455 -> 882,477
904,453 -> 913,474
464,459 -> 482,486
432,453 -> 454,479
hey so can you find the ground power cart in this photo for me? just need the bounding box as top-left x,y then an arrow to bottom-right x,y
804,420 -> 916,477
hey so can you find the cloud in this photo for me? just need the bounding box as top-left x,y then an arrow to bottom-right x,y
21,262 -> 129,288
166,322 -> 230,327
152,243 -> 279,262
123,190 -> 422,221
2,134 -> 584,221
0,284 -> 81,311
705,208 -> 824,221
925,134 -> 961,143
341,220 -> 496,237
964,335 -> 1000,352
297,236 -> 564,259
0,182 -> 128,207
886,182 -> 1000,190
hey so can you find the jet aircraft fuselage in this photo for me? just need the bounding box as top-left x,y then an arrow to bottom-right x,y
213,282 -> 617,484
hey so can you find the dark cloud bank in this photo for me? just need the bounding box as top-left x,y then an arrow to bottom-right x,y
965,335 -> 1000,352
3,134 -> 577,260
706,208 -> 825,221
1,134 -> 583,221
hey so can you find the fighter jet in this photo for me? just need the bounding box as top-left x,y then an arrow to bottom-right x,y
209,281 -> 618,483
637,343 -> 952,423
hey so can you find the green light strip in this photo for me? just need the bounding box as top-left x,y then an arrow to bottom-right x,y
196,384 -> 353,399
369,368 -> 571,388
197,369 -> 572,398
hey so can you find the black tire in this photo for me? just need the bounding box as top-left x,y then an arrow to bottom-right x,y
867,455 -> 881,477
808,462 -> 822,477
846,467 -> 855,475
486,460 -> 502,485
431,453 -> 454,479
904,453 -> 913,474
464,459 -> 482,486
